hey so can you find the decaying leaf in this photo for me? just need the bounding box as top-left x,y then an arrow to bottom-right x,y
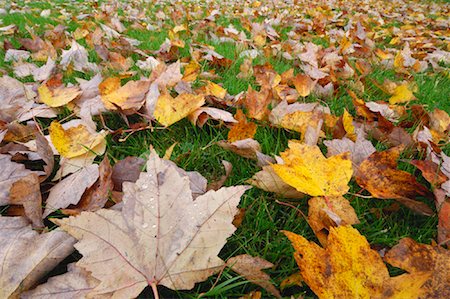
64,156 -> 114,214
226,254 -> 281,298
53,150 -> 249,296
0,154 -> 34,205
272,141 -> 353,197
228,110 -> 257,142
308,196 -> 359,246
384,237 -> 449,298
0,216 -> 75,298
283,226 -> 429,299
9,173 -> 43,228
356,147 -> 433,215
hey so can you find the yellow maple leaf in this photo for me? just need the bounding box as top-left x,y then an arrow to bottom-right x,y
154,93 -> 205,126
272,141 -> 352,196
283,226 -> 428,299
389,83 -> 416,104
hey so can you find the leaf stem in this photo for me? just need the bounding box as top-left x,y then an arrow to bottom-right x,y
151,282 -> 159,299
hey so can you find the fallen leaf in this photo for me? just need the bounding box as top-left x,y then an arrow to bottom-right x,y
207,160 -> 233,191
44,164 -> 99,217
204,80 -> 227,99
22,263 -> 100,299
0,154 -> 34,205
65,156 -> 113,214
384,237 -> 449,298
9,173 -> 43,228
154,93 -> 205,126
342,109 -> 356,141
355,147 -> 433,215
217,138 -> 262,160
292,74 -> 316,97
111,156 -> 146,191
437,200 -> 450,246
38,82 -> 81,108
272,141 -> 353,197
35,134 -> 54,181
247,166 -> 306,199
244,86 -> 271,120
100,78 -> 151,111
308,196 -> 359,246
0,216 -> 75,298
280,272 -> 303,290
226,254 -> 281,298
53,150 -> 249,296
228,110 -> 257,142
188,107 -> 237,127
283,226 -> 428,299
324,135 -> 376,172
409,160 -> 448,187
49,120 -> 106,159
389,83 -> 416,105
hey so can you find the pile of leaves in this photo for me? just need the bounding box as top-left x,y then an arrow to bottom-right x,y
0,0 -> 449,298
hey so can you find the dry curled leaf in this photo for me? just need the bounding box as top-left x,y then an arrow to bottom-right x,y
0,216 -> 75,298
226,254 -> 281,298
53,150 -> 249,297
44,164 -> 99,217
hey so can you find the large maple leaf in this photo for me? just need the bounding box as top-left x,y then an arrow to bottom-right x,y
283,226 -> 430,299
54,150 -> 249,298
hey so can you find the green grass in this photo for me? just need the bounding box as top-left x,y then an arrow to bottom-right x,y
1,1 -> 448,298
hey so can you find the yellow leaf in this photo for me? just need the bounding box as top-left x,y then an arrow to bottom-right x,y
292,74 -> 316,97
38,84 -> 81,108
272,141 -> 352,196
280,111 -> 323,142
389,84 -> 416,104
307,196 -> 359,246
204,81 -> 227,99
49,121 -> 106,158
228,110 -> 257,142
342,109 -> 356,141
283,226 -> 428,299
182,60 -> 200,82
154,93 -> 205,126
100,78 -> 150,111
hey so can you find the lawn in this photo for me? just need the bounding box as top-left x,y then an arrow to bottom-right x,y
0,0 -> 449,298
